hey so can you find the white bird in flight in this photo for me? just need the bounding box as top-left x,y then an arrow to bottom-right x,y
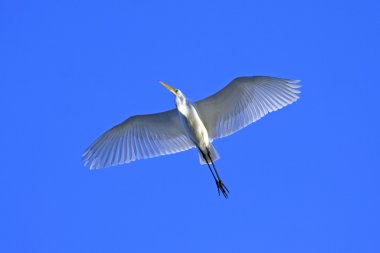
83,76 -> 301,198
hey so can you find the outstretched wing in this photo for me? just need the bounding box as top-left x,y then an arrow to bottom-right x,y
82,109 -> 194,169
195,76 -> 301,139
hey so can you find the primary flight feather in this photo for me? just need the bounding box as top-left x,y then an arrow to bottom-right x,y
83,76 -> 301,198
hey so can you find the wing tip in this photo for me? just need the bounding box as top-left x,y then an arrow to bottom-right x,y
289,79 -> 301,83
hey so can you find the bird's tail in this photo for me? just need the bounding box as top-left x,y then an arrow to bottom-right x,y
198,144 -> 220,165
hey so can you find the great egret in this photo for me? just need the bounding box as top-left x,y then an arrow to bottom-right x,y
83,76 -> 301,198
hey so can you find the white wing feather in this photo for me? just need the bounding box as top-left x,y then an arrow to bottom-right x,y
195,76 -> 301,139
82,109 -> 194,169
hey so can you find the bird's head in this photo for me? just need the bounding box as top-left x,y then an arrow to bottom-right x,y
160,81 -> 186,105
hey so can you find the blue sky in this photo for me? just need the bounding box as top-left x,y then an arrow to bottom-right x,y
1,0 -> 379,252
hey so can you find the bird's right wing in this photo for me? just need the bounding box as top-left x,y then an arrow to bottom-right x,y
82,109 -> 195,169
195,76 -> 301,139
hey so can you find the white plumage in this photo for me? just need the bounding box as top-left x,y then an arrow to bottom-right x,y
83,76 -> 301,197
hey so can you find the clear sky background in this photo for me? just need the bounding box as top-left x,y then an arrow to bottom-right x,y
1,0 -> 379,252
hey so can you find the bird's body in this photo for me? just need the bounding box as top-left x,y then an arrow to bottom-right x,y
177,96 -> 209,148
83,76 -> 301,198
175,94 -> 213,159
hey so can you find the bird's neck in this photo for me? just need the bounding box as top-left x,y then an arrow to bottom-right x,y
175,96 -> 190,116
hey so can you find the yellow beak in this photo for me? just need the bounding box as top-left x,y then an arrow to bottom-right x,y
160,81 -> 176,95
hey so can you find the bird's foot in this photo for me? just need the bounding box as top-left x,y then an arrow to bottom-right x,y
216,180 -> 229,198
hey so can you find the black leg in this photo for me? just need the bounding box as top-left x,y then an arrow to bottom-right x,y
206,148 -> 229,198
199,149 -> 220,195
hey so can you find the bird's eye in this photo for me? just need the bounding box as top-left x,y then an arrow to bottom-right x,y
175,89 -> 178,93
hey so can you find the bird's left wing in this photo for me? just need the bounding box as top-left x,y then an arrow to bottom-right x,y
195,76 -> 301,140
82,109 -> 194,169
